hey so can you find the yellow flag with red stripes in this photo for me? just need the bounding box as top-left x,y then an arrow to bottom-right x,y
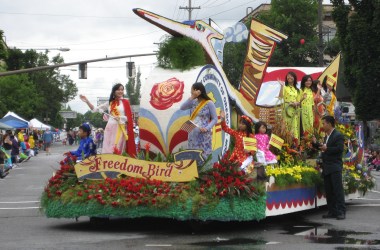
318,53 -> 341,91
269,133 -> 284,150
243,137 -> 257,151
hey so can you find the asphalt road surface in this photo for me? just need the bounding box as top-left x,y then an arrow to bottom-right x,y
0,143 -> 379,250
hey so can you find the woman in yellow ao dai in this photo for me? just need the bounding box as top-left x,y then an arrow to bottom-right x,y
282,72 -> 301,141
300,75 -> 315,134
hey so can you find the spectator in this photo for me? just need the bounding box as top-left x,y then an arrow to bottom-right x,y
10,135 -> 20,164
29,133 -> 38,155
17,129 -> 25,143
372,151 -> 380,171
68,130 -> 74,145
43,128 -> 54,155
2,133 -> 13,157
19,140 -> 31,161
95,129 -> 104,151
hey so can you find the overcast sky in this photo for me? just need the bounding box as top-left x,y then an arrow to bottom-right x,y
0,0 -> 300,114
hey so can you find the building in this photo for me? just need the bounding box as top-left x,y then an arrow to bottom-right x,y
241,3 -> 337,43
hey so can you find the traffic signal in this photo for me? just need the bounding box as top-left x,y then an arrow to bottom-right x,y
79,63 -> 87,79
126,61 -> 136,78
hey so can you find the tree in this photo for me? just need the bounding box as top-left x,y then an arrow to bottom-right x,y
125,67 -> 141,105
0,30 -> 8,66
222,42 -> 247,89
0,74 -> 44,117
1,48 -> 78,127
257,0 -> 320,66
83,111 -> 105,129
332,0 -> 380,122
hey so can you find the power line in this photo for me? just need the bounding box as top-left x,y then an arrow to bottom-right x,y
179,0 -> 201,20
198,0 -> 212,6
199,0 -> 257,19
203,0 -> 221,8
203,0 -> 231,8
172,0 -> 181,19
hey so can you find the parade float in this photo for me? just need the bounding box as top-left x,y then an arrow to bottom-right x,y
40,8 -> 375,221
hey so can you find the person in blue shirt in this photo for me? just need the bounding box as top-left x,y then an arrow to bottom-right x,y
68,123 -> 96,161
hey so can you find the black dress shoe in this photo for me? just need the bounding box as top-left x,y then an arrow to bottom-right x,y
322,213 -> 336,218
336,214 -> 345,220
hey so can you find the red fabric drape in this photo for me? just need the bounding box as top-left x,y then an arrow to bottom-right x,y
121,99 -> 136,157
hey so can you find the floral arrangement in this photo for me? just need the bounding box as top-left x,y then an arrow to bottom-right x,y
41,152 -> 266,220
336,123 -> 355,139
343,162 -> 375,195
265,163 -> 323,188
298,130 -> 321,159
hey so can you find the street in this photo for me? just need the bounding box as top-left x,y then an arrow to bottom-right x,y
0,143 -> 379,250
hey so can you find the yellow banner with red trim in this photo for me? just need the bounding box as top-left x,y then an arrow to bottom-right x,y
74,154 -> 198,182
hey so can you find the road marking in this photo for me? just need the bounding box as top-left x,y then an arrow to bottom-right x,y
0,207 -> 40,209
353,198 -> 380,201
0,201 -> 40,204
145,244 -> 172,247
266,242 -> 281,245
369,190 -> 380,194
350,204 -> 380,207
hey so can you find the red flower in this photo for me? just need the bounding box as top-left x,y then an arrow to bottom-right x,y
149,77 -> 184,110
113,146 -> 121,155
145,143 -> 151,153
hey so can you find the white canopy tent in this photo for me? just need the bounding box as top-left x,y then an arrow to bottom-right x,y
29,118 -> 50,130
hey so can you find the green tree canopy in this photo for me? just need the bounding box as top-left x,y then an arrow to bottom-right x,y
257,0 -> 320,66
332,0 -> 380,121
0,48 -> 78,128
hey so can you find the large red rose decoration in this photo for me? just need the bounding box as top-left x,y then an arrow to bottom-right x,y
150,77 -> 184,110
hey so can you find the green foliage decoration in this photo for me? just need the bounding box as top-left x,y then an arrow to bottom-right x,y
157,36 -> 206,71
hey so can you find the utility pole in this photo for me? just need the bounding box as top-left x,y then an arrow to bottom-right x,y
180,0 -> 200,20
317,0 -> 324,66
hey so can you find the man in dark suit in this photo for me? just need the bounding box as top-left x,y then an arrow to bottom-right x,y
313,116 -> 346,220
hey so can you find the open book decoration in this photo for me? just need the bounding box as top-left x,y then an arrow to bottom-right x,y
180,120 -> 198,133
